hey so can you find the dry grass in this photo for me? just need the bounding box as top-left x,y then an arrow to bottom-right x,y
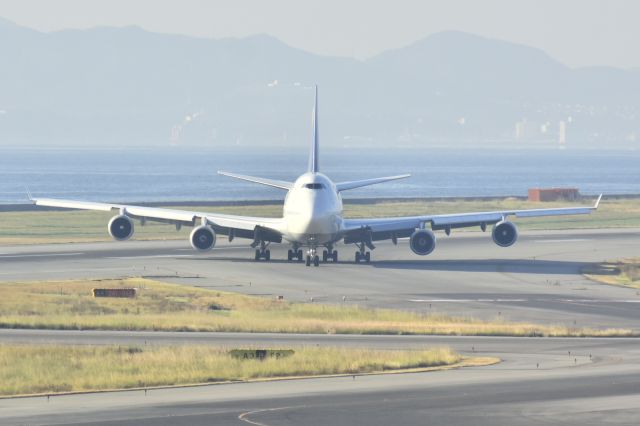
584,258 -> 640,289
0,196 -> 634,244
0,344 -> 464,396
0,278 -> 633,337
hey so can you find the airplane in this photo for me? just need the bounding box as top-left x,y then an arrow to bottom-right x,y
32,87 -> 602,267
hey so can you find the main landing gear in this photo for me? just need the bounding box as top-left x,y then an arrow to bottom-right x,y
322,247 -> 338,263
253,243 -> 340,266
354,242 -> 371,263
253,241 -> 271,261
304,245 -> 338,267
287,248 -> 304,262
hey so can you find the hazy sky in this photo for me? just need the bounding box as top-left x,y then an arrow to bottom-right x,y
1,0 -> 638,68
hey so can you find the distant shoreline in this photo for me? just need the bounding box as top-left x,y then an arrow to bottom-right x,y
2,194 -> 635,212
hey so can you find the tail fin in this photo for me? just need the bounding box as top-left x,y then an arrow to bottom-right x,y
308,85 -> 319,173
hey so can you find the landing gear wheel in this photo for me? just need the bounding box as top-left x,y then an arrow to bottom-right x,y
297,250 -> 303,261
365,251 -> 371,263
314,255 -> 320,267
332,250 -> 338,262
255,249 -> 260,261
265,249 -> 270,261
355,252 -> 361,263
322,250 -> 328,262
306,255 -> 311,267
287,250 -> 293,261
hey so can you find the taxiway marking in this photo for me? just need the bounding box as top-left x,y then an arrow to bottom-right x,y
409,298 -> 640,303
239,406 -> 301,426
0,252 -> 84,259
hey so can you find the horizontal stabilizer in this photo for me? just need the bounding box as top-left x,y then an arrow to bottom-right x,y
218,171 -> 293,190
335,174 -> 411,192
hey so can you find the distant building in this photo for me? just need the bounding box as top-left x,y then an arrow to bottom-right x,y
528,188 -> 579,202
515,119 -> 538,141
170,125 -> 182,145
558,120 -> 567,145
540,122 -> 551,134
515,120 -> 526,141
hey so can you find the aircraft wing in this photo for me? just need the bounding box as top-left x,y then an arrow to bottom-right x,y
335,174 -> 411,192
33,198 -> 285,239
342,195 -> 602,241
217,171 -> 293,190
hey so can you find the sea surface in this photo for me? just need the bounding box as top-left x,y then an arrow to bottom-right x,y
0,146 -> 638,204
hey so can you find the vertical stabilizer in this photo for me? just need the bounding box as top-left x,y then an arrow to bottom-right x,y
308,85 -> 319,173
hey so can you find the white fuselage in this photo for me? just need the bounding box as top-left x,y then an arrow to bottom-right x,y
282,172 -> 343,246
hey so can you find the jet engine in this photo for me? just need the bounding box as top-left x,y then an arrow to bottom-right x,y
108,215 -> 134,241
190,225 -> 216,251
492,221 -> 518,247
410,229 -> 436,256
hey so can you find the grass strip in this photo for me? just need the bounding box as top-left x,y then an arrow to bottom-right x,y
0,344 -> 464,397
0,278 -> 633,337
0,196 -> 634,244
584,258 -> 640,289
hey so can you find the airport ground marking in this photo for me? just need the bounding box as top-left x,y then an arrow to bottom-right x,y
0,252 -> 84,259
239,406 -> 302,426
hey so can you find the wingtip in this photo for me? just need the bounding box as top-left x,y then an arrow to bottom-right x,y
595,193 -> 603,209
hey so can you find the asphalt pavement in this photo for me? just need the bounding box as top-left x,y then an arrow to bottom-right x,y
0,227 -> 639,425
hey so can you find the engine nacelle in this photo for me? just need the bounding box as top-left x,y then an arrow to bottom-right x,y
190,225 -> 216,251
410,229 -> 436,256
108,215 -> 134,241
492,221 -> 518,247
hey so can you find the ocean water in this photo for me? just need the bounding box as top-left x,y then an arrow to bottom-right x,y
0,146 -> 638,204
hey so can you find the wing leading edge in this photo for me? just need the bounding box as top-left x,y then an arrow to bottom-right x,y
342,194 -> 603,239
335,174 -> 411,192
33,198 -> 285,236
217,171 -> 293,190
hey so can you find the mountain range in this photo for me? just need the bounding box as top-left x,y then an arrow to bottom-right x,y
1,17 -> 638,147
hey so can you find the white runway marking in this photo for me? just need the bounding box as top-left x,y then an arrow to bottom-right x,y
561,299 -> 640,303
533,239 -> 590,243
410,298 -> 640,303
410,299 -> 527,303
108,246 -> 256,259
106,254 -> 195,259
0,252 -> 84,259
0,267 -> 130,276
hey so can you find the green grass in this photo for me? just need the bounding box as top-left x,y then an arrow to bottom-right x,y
0,196 -> 634,245
0,344 -> 468,396
0,278 -> 633,337
584,258 -> 640,289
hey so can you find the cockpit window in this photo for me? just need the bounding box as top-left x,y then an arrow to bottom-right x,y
304,183 -> 324,189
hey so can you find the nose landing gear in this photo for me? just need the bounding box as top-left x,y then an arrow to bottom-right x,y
305,248 -> 320,267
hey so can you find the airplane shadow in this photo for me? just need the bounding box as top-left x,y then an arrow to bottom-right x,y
184,257 -> 302,265
183,256 -> 604,275
370,258 -> 599,275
